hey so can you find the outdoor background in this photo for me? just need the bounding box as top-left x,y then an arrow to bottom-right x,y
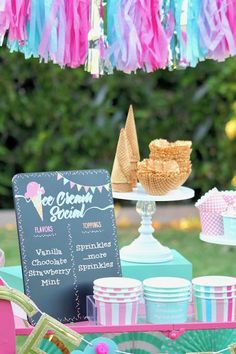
0,44 -> 236,268
1,42 -> 236,351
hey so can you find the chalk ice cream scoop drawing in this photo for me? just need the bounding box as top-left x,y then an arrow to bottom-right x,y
25,182 -> 45,221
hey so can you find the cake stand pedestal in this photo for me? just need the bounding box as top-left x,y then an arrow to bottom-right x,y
113,184 -> 194,263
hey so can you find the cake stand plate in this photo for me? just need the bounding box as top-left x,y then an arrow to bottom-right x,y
113,184 -> 194,202
200,233 -> 236,246
113,184 -> 194,263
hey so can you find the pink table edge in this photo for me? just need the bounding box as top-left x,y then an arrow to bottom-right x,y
15,320 -> 236,336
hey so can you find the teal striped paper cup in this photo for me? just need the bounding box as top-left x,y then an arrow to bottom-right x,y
194,289 -> 236,299
193,284 -> 235,293
192,276 -> 236,290
194,295 -> 236,322
222,214 -> 236,239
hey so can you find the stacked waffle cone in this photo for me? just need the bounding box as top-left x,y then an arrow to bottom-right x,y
137,139 -> 192,195
111,108 -> 192,195
111,106 -> 140,192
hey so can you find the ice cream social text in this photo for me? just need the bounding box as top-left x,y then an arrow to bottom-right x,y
19,180 -> 113,224
42,191 -> 94,222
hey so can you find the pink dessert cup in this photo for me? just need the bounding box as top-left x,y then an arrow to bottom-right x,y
95,298 -> 139,326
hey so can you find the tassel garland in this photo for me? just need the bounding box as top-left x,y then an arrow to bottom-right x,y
1,0 -> 236,75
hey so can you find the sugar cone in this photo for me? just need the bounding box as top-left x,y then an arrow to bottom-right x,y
125,105 -> 140,162
111,128 -> 132,192
31,194 -> 43,221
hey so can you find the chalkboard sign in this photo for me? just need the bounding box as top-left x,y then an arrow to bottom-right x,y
12,170 -> 121,324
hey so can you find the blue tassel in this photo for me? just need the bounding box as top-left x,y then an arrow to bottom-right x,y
8,0 -> 46,58
186,0 -> 207,67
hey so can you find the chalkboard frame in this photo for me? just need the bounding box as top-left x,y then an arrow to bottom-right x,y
12,169 -> 122,324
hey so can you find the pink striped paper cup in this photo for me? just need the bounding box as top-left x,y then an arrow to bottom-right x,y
95,299 -> 139,325
94,285 -> 142,294
94,277 -> 142,292
93,289 -> 142,298
94,295 -> 141,303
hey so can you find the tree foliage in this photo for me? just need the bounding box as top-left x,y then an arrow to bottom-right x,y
0,48 -> 235,207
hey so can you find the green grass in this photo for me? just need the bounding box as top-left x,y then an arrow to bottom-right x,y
1,226 -> 236,351
1,226 -> 236,276
118,227 -> 236,277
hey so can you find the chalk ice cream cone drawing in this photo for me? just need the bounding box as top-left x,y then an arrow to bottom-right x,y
25,182 -> 45,221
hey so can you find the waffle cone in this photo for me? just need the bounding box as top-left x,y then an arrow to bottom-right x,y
130,160 -> 138,188
176,160 -> 192,170
150,151 -> 191,161
125,105 -> 140,162
112,183 -> 133,192
111,128 -> 133,191
149,139 -> 192,160
137,171 -> 189,195
173,167 -> 191,188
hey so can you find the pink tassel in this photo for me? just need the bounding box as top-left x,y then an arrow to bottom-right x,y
107,0 -> 168,73
108,0 -> 142,73
8,0 -> 30,42
64,0 -> 90,68
226,0 -> 236,53
138,0 -> 169,71
38,0 -> 66,65
199,0 -> 236,61
0,0 -> 10,44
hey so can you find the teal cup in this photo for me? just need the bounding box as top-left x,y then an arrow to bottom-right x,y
143,285 -> 190,294
144,290 -> 190,299
145,297 -> 189,324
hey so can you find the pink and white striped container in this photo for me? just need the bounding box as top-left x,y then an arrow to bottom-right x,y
94,290 -> 141,298
94,277 -> 142,293
95,298 -> 139,325
93,277 -> 142,325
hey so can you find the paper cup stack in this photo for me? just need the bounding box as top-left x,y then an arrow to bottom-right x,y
192,276 -> 236,322
143,277 -> 191,324
93,277 -> 142,326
